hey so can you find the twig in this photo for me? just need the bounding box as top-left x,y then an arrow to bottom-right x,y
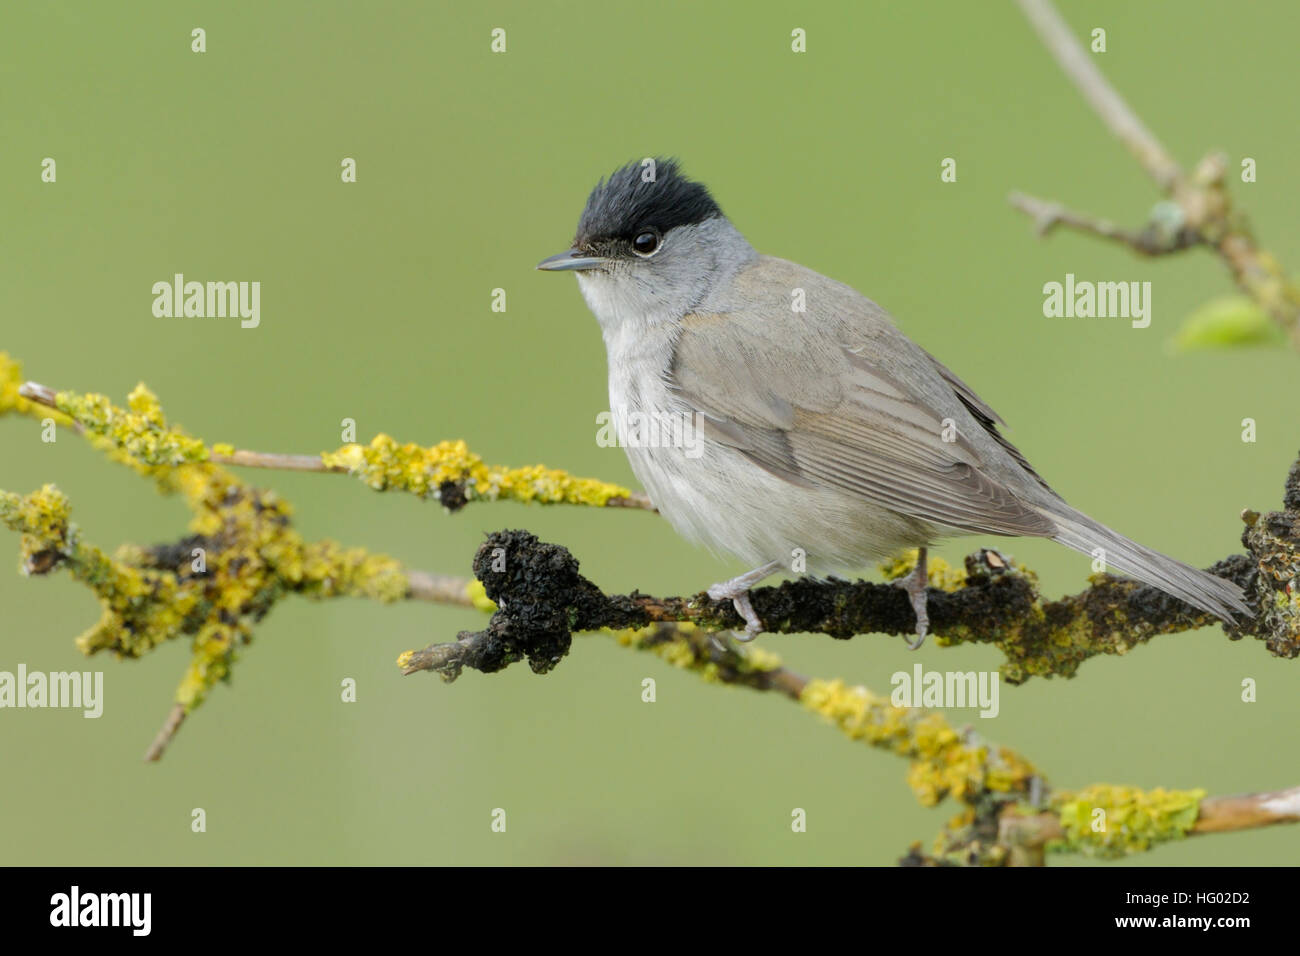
15,378 -> 656,511
1194,784 -> 1300,833
1015,0 -> 1184,193
210,445 -> 657,510
603,491 -> 655,509
1003,784 -> 1300,849
143,703 -> 186,762
211,450 -> 341,472
15,381 -> 83,433
1011,0 -> 1300,348
1007,191 -> 1200,255
405,571 -> 478,606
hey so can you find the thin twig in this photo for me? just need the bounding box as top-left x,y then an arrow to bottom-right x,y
211,450 -> 341,472
16,381 -> 83,433
1010,0 -> 1300,348
1015,0 -> 1184,194
405,571 -> 477,606
1195,784 -> 1300,833
604,490 -> 655,509
143,702 -> 186,762
1007,191 -> 1199,255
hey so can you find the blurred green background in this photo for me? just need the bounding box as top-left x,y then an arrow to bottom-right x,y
2,0 -> 1297,866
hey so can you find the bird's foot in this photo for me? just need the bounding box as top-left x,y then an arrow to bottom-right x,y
707,560 -> 783,643
893,547 -> 930,649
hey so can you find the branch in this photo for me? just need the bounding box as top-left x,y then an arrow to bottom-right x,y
1016,0 -> 1184,192
209,446 -> 655,510
14,378 -> 654,512
143,703 -> 186,763
401,447 -> 1300,685
6,346 -> 1296,862
1012,0 -> 1300,348
1007,191 -> 1200,255
405,570 -> 481,606
403,604 -> 1297,864
1000,784 -> 1300,864
3,353 -> 648,760
1191,785 -> 1300,834
211,449 -> 335,472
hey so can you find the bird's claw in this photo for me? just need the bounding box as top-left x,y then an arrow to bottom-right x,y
894,548 -> 931,650
706,560 -> 782,643
707,583 -> 764,641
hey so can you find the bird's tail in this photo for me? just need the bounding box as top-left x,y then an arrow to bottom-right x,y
1046,506 -> 1249,624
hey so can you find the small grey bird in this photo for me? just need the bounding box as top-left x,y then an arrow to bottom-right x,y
538,158 -> 1249,646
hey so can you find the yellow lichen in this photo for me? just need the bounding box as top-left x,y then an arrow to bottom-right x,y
0,484 -> 199,659
609,622 -> 788,680
3,469 -> 417,716
467,578 -> 497,612
51,383 -> 209,486
801,678 -> 1036,808
0,352 -> 33,417
322,435 -> 633,507
878,548 -> 967,591
0,370 -> 428,724
1050,784 -> 1205,858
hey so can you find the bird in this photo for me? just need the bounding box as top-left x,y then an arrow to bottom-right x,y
537,158 -> 1249,647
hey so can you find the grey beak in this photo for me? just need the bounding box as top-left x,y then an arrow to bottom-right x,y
537,249 -> 607,272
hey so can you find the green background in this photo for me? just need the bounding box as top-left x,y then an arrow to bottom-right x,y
2,0 -> 1297,865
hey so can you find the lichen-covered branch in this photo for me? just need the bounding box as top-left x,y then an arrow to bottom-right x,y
401,451 -> 1298,686
999,783 -> 1300,866
391,480 -> 1294,863
430,612 -> 1292,865
4,347 -> 1298,776
10,366 -> 652,511
1012,0 -> 1300,349
636,628 -> 1299,864
0,352 -> 557,758
0,475 -> 418,760
317,436 -> 653,510
3,348 -> 1297,863
389,499 -> 1291,862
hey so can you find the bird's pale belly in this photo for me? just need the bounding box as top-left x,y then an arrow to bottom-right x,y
612,392 -> 934,575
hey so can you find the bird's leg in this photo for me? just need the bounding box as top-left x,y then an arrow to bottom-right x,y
893,547 -> 930,650
707,560 -> 783,642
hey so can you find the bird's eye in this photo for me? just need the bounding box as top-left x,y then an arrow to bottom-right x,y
632,230 -> 660,256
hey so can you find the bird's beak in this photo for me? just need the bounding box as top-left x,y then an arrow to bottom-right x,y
536,248 -> 607,272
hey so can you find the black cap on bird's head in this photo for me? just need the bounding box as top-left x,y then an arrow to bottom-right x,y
576,158 -> 722,246
538,158 -> 724,272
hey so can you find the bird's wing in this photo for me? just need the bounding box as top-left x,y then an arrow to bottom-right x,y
667,257 -> 1056,537
918,345 -> 1057,495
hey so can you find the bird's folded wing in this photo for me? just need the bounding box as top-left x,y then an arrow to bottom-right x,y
668,307 -> 1055,537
